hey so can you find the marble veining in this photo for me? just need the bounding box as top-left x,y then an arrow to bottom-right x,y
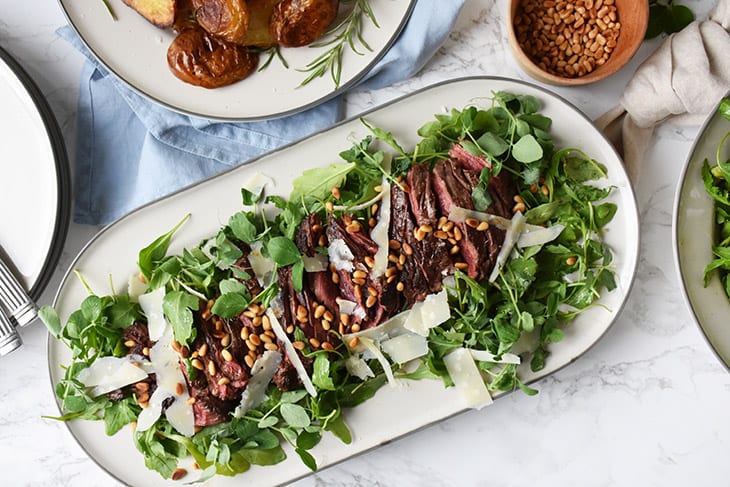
3,0 -> 730,485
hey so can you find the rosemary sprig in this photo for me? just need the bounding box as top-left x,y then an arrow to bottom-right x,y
101,0 -> 118,20
298,0 -> 379,88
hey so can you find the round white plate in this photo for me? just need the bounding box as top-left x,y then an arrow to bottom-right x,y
48,77 -> 640,486
0,47 -> 70,300
674,94 -> 730,370
57,0 -> 416,121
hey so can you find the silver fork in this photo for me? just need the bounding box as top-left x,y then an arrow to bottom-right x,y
0,255 -> 37,327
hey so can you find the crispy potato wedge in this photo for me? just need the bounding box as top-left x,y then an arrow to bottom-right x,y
123,0 -> 177,28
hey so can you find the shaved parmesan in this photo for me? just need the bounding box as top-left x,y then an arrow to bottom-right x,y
370,176 -> 391,279
380,333 -> 429,364
336,298 -> 357,315
127,273 -> 148,303
136,327 -> 194,436
76,355 -> 149,397
328,239 -> 355,272
302,253 -> 328,273
138,286 -> 166,341
136,389 -> 168,433
266,309 -> 317,397
448,206 -> 543,234
234,351 -> 282,417
488,211 -> 526,283
345,355 -> 375,381
403,289 -> 451,336
248,242 -> 275,286
443,348 -> 493,410
468,349 -> 521,364
517,224 -> 565,248
359,336 -> 397,387
343,310 -> 410,353
242,172 -> 273,200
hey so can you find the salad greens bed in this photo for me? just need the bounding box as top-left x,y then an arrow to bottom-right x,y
702,97 -> 730,299
42,91 -> 618,482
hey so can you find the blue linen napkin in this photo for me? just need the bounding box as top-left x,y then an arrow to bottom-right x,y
58,0 -> 464,225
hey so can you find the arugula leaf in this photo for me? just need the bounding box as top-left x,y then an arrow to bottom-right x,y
163,290 -> 199,345
290,163 -> 354,204
138,214 -> 190,280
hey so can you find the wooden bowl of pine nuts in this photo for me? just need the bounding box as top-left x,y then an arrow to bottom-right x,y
507,0 -> 648,85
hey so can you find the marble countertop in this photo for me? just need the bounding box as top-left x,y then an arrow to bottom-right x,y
3,0 -> 730,485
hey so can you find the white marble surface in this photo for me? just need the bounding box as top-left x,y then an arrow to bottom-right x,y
2,0 -> 730,485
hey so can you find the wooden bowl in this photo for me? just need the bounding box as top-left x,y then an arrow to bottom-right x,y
506,0 -> 648,86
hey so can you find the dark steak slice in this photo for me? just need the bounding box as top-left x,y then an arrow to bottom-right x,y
432,159 -> 503,280
182,364 -> 233,427
404,165 -> 453,292
389,183 -> 433,305
326,215 -> 397,330
449,142 -> 494,172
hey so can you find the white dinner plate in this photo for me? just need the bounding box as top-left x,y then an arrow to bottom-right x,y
0,46 -> 70,300
674,94 -> 730,370
48,77 -> 640,486
57,0 -> 416,121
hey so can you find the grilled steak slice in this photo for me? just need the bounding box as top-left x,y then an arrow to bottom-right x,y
123,321 -> 154,357
182,364 -> 233,427
231,243 -> 263,296
296,214 -> 325,258
193,313 -> 249,401
404,165 -> 453,292
389,184 -> 431,305
449,142 -> 490,172
432,159 -> 502,280
407,163 -> 440,226
271,266 -> 316,391
326,215 -> 397,329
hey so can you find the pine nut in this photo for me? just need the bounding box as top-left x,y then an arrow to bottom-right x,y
222,349 -> 233,362
172,468 -> 187,481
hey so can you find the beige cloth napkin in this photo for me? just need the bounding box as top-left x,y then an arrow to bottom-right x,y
595,0 -> 730,183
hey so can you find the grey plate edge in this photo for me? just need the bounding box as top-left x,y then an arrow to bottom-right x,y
672,90 -> 730,373
0,45 -> 71,302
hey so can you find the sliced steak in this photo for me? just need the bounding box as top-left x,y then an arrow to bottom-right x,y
389,184 -> 431,305
192,313 -> 249,401
326,215 -> 396,330
432,159 -> 503,280
182,364 -> 233,427
122,321 -> 153,357
407,163 -> 440,226
449,142 -> 490,172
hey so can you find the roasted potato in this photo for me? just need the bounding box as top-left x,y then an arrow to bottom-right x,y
192,0 -> 250,44
167,24 -> 259,88
235,0 -> 281,47
123,0 -> 177,28
270,0 -> 339,48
